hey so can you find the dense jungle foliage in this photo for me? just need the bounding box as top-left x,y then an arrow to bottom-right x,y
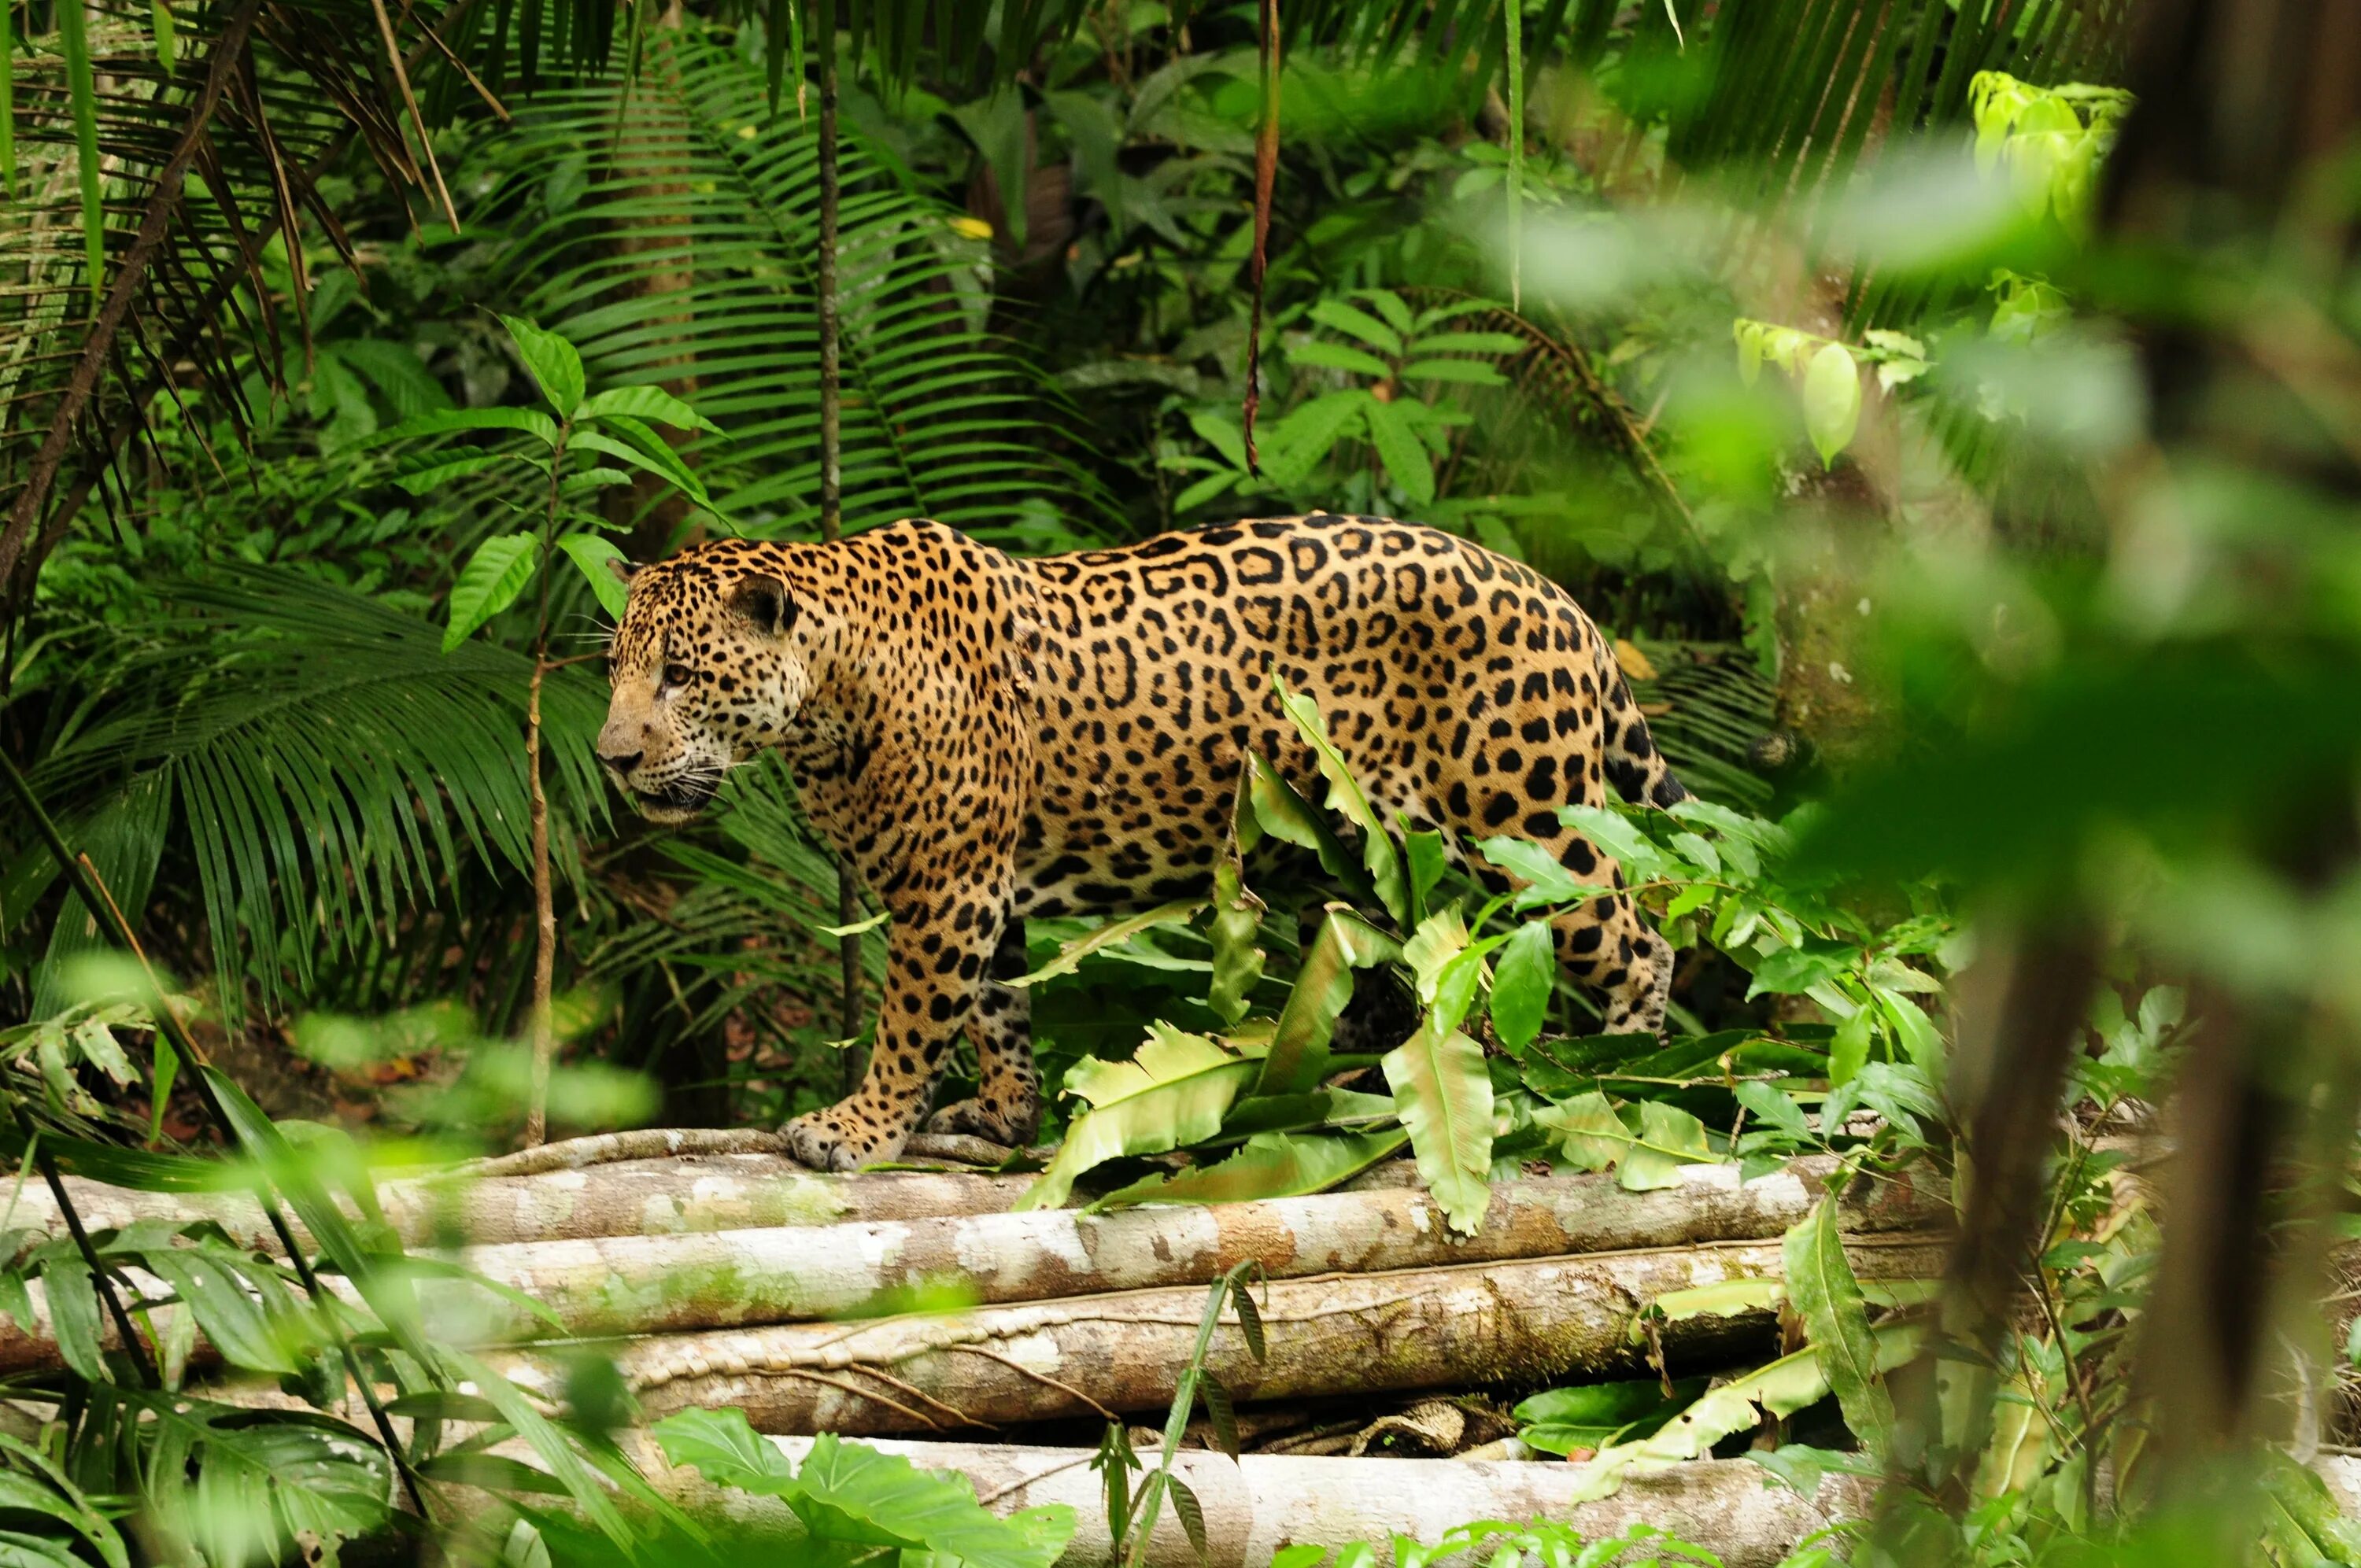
2,0 -> 2360,1562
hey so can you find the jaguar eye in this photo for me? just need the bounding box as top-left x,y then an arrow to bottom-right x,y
662,663 -> 693,689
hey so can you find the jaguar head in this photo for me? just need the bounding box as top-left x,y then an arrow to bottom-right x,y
597,549 -> 811,824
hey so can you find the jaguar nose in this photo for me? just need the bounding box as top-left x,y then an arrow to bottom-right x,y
600,748 -> 643,775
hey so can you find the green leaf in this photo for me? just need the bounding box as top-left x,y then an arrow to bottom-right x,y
577,384 -> 724,434
1514,1377 -> 1707,1455
1258,908 -> 1402,1095
56,0 -> 102,312
1382,1016 -> 1493,1234
1010,901 -> 1206,988
568,428 -> 711,506
35,1252 -> 105,1380
1489,921 -> 1556,1050
1095,1128 -> 1408,1209
1827,1005 -> 1874,1089
1270,675 -> 1409,925
556,534 -> 631,620
1563,1325 -> 1923,1503
1802,342 -> 1861,468
653,1407 -> 796,1493
1477,836 -> 1607,909
1309,300 -> 1404,356
1362,394 -> 1436,505
373,407 -> 561,448
501,315 -> 586,417
442,534 -> 541,652
1732,1079 -> 1816,1140
150,0 -> 176,73
1537,1090 -> 1627,1171
1208,783 -> 1267,1028
1400,359 -> 1509,386
1620,1100 -> 1718,1190
389,454 -> 514,496
138,1246 -> 300,1374
1241,754 -> 1375,905
1288,339 -> 1393,378
1018,1026 -> 1262,1211
793,1433 -> 1074,1568
1783,1195 -> 1896,1461
1260,392 -> 1369,488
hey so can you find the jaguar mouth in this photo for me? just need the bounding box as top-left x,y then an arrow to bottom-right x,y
634,777 -> 719,817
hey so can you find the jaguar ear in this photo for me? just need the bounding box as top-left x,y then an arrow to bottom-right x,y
607,557 -> 640,587
727,573 -> 796,636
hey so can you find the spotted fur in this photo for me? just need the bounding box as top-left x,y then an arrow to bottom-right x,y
597,514 -> 1688,1171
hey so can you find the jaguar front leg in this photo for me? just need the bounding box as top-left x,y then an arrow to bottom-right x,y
926,917 -> 1040,1146
782,885 -> 1010,1172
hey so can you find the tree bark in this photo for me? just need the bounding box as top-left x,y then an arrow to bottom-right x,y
0,1160 -> 1945,1373
482,1234 -> 1949,1434
614,1436 -> 1880,1568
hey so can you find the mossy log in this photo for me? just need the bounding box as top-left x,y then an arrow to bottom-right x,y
0,1160 -> 1943,1373
586,1432 -> 1878,1567
483,1234 -> 1949,1434
420,1154 -> 1939,1344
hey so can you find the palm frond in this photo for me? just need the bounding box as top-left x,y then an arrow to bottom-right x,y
9,563 -> 607,1019
475,25 -> 1115,544
0,0 -> 497,599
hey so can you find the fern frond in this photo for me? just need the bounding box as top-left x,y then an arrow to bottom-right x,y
475,28 -> 1116,546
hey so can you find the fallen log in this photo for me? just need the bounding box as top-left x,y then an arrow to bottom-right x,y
603,1433 -> 1879,1568
482,1234 -> 1949,1434
10,1157 -> 1039,1252
0,1160 -> 1944,1373
397,1155 -> 1942,1345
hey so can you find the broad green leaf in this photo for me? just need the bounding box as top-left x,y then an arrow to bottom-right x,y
1827,1005 -> 1874,1088
138,1247 -> 299,1374
1477,836 -> 1607,909
556,534 -> 631,620
793,1433 -> 1074,1568
1270,676 -> 1408,924
1094,1127 -> 1409,1208
1208,776 -> 1266,1026
1536,1090 -> 1626,1171
1513,1377 -> 1707,1455
1732,1079 -> 1816,1140
577,384 -> 725,434
1258,908 -> 1402,1095
35,1252 -> 104,1380
501,315 -> 586,417
1362,394 -> 1436,505
1557,803 -> 1665,881
1382,1016 -> 1493,1234
1620,1100 -> 1719,1190
1018,1026 -> 1261,1210
1783,1195 -> 1896,1460
1802,341 -> 1861,468
1243,754 -> 1374,904
442,534 -> 540,652
653,1408 -> 796,1492
1489,921 -> 1556,1050
1010,900 -> 1206,987
150,0 -> 176,72
1563,1325 -> 1923,1503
